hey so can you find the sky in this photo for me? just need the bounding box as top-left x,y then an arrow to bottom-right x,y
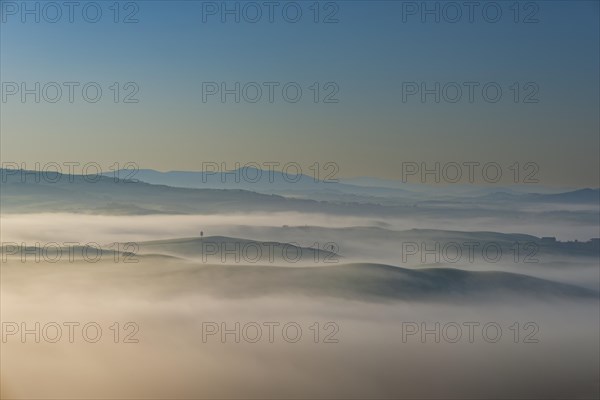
0,0 -> 599,187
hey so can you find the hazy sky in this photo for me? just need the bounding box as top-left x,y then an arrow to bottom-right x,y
1,0 -> 599,186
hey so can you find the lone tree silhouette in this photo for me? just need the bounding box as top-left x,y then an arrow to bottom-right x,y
200,231 -> 204,239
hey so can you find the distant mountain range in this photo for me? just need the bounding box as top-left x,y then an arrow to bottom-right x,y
0,169 -> 406,215
475,188 -> 600,204
1,169 -> 597,216
104,168 -> 600,204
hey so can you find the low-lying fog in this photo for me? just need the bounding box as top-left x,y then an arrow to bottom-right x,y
2,211 -> 599,242
1,213 -> 598,399
2,213 -> 599,288
1,260 -> 599,399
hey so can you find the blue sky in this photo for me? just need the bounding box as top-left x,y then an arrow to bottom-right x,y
1,0 -> 599,186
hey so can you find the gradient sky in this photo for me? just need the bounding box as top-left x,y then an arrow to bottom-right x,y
1,0 -> 599,186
